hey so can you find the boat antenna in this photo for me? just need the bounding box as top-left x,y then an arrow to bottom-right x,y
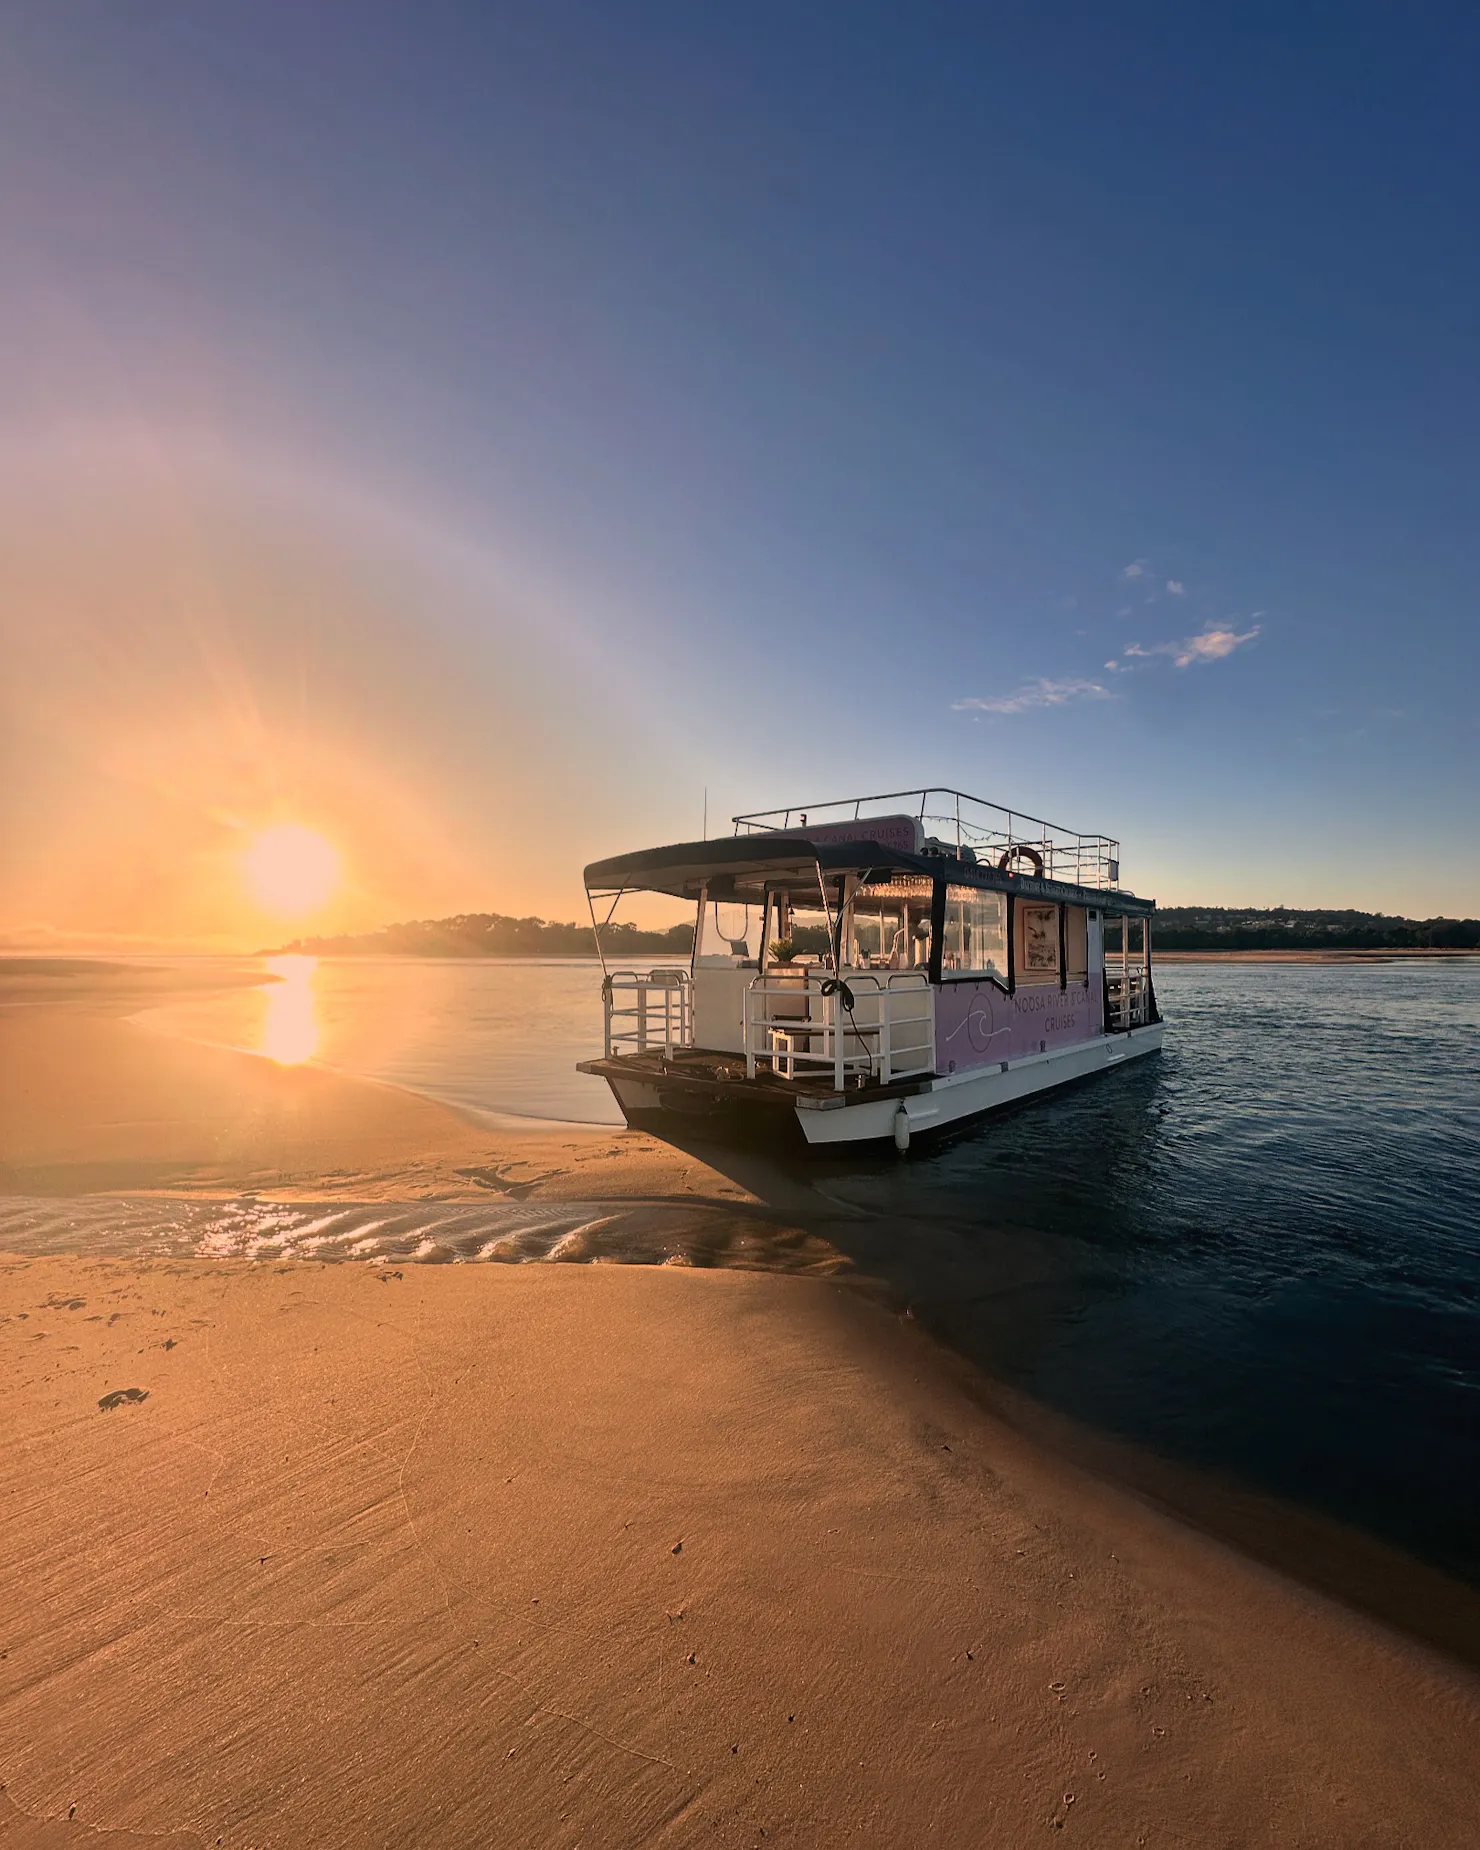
702,786 -> 708,839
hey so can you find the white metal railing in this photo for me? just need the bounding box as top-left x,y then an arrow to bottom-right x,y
1105,969 -> 1151,1031
733,786 -> 1121,891
744,971 -> 935,1091
602,968 -> 694,1057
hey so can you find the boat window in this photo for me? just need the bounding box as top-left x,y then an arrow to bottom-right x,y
942,886 -> 1007,982
697,899 -> 763,964
766,895 -> 833,966
845,876 -> 934,972
1065,906 -> 1089,983
1103,915 -> 1147,962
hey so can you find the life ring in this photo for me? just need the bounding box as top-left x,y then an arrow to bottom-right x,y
997,844 -> 1044,878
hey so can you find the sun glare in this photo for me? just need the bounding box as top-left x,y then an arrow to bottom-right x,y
245,824 -> 340,917
261,954 -> 319,1064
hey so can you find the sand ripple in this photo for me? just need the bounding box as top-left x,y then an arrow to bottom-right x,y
0,1192 -> 847,1273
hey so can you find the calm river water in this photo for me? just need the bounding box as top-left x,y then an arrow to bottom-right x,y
4,954 -> 1477,1592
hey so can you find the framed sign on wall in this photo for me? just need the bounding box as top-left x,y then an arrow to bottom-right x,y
1021,904 -> 1060,974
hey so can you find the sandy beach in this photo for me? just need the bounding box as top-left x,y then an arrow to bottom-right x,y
2,966 -> 1478,1846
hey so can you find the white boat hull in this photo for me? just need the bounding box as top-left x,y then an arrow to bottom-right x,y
795,1023 -> 1166,1145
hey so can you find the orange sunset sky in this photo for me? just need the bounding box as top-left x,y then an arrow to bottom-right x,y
1,438 -> 706,950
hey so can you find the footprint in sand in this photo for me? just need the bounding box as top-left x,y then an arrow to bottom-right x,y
98,1388 -> 149,1411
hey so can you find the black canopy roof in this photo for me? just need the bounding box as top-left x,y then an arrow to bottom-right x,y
584,836 -> 1154,915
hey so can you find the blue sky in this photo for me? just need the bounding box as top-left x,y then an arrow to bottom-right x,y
2,3 -> 1477,941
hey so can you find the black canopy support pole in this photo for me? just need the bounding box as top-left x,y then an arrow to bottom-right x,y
588,887 -> 624,977
1006,893 -> 1016,995
815,860 -> 838,971
691,883 -> 707,977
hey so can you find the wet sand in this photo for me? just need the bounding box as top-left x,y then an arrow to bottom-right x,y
2,970 -> 1478,1845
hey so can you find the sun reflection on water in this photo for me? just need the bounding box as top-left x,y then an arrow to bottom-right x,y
261,955 -> 319,1064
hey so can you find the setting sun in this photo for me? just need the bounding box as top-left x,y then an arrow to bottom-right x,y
244,824 -> 340,917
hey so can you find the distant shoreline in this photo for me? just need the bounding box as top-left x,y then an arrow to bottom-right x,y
263,901 -> 1480,963
259,949 -> 605,961
1155,947 -> 1480,964
259,946 -> 1480,965
7,947 -> 1476,973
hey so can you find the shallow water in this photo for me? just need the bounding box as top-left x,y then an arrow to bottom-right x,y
7,954 -> 1480,1589
133,954 -> 628,1124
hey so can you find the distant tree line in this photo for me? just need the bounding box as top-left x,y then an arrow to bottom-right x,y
271,912 -> 695,958
272,903 -> 1480,959
1152,906 -> 1480,951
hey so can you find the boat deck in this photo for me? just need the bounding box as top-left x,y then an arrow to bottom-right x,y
576,1047 -> 935,1113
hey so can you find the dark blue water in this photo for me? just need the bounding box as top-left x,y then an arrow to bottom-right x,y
803,961 -> 1480,1588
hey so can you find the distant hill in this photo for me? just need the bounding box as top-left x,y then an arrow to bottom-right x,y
269,912 -> 694,959
1151,906 -> 1480,951
272,903 -> 1479,959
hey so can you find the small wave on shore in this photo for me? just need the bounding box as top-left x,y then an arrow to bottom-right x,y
0,1192 -> 847,1273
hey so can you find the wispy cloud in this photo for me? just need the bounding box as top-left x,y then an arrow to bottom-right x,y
953,676 -> 1111,715
1121,559 -> 1148,579
1124,622 -> 1261,669
1166,579 -> 1185,595
1174,624 -> 1260,666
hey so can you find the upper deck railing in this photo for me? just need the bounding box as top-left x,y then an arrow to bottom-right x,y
732,787 -> 1122,892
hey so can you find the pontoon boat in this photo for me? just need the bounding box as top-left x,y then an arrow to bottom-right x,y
577,789 -> 1163,1147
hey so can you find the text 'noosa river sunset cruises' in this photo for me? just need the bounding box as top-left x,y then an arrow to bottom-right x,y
578,787 -> 1164,1147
